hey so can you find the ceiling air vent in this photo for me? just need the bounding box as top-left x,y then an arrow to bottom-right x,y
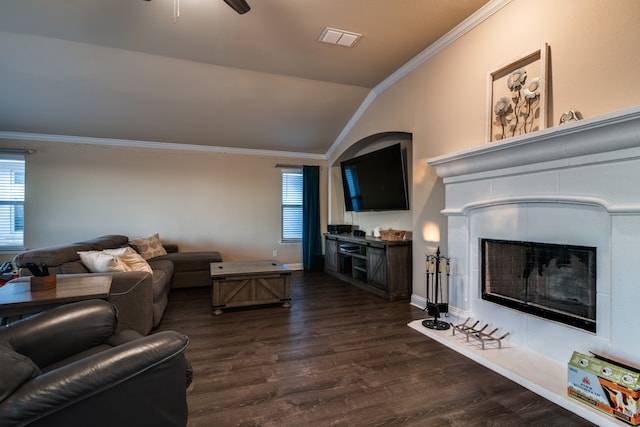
318,27 -> 361,47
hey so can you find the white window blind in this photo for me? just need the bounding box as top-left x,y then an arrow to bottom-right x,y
0,155 -> 25,251
281,170 -> 302,241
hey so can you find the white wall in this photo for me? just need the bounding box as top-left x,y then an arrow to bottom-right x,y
0,139 -> 327,265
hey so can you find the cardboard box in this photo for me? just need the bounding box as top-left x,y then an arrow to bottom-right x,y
568,351 -> 640,425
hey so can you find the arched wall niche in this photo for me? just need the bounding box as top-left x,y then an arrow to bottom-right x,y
328,131 -> 413,236
330,131 -> 413,166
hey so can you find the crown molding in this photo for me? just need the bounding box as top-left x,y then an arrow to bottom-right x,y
0,131 -> 327,160
326,0 -> 512,160
1,0 -> 511,162
375,0 -> 512,94
325,90 -> 378,160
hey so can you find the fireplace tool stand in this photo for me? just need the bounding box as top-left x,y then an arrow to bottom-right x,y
422,247 -> 451,330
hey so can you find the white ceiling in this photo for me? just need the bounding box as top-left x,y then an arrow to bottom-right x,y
0,0 -> 489,155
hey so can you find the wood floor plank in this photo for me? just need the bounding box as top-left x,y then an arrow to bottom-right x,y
157,271 -> 595,427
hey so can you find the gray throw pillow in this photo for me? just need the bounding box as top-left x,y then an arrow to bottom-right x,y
0,345 -> 41,401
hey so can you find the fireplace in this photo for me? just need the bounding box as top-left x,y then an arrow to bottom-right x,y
421,107 -> 640,424
426,106 -> 639,365
481,239 -> 597,332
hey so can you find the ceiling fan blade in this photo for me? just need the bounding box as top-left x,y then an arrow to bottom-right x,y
223,0 -> 250,14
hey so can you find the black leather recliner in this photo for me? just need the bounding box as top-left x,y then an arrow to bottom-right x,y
0,299 -> 191,427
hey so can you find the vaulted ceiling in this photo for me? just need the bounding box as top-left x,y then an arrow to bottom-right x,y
0,0 -> 490,155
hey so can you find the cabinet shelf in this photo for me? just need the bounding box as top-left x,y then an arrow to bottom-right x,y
324,233 -> 412,301
339,251 -> 366,260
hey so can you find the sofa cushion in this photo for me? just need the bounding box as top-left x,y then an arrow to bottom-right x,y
59,261 -> 91,274
77,235 -> 129,251
13,235 -> 128,272
147,259 -> 174,326
154,251 -> 222,288
14,243 -> 91,269
42,330 -> 145,373
0,345 -> 41,401
130,233 -> 167,260
154,251 -> 222,273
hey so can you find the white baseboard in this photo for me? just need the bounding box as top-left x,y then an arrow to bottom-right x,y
285,263 -> 303,271
410,293 -> 426,310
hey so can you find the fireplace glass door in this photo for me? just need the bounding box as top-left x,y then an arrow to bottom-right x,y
481,239 -> 596,332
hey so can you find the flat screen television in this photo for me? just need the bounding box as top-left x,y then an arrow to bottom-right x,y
340,143 -> 409,212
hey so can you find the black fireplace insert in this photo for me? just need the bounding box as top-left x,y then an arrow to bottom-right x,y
481,238 -> 596,333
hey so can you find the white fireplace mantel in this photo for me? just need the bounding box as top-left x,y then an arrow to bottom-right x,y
428,105 -> 640,181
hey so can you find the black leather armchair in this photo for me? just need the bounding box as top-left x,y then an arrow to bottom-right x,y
0,299 -> 191,427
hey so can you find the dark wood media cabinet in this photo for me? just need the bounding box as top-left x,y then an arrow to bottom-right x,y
324,233 -> 412,300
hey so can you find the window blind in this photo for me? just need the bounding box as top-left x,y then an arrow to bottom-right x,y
281,171 -> 302,241
0,155 -> 25,251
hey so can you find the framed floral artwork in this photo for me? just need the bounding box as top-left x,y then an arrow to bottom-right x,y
487,43 -> 549,142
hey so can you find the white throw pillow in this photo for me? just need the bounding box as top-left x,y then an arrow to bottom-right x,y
104,247 -> 153,274
130,233 -> 167,260
78,251 -> 132,273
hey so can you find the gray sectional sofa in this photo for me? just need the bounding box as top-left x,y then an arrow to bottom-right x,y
11,235 -> 222,335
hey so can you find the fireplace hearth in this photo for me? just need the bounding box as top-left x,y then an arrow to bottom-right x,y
481,238 -> 596,332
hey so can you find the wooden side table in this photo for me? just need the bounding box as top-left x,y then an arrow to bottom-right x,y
0,275 -> 112,320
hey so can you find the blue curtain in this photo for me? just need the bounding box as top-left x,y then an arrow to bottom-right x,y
302,165 -> 321,270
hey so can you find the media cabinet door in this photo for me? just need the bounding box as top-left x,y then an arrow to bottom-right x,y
325,238 -> 338,272
386,244 -> 412,299
367,245 -> 387,290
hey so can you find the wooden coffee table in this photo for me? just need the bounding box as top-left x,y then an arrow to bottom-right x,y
0,274 -> 112,319
210,260 -> 291,315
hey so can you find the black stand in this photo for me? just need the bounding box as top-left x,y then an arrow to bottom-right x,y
422,318 -> 450,330
422,247 -> 450,330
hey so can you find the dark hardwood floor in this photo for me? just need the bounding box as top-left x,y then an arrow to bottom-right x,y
157,271 -> 595,427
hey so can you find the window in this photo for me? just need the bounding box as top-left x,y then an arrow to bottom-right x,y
0,156 -> 25,251
281,170 -> 302,242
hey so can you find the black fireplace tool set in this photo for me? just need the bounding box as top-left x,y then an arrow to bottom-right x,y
422,247 -> 450,330
421,248 -> 509,349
